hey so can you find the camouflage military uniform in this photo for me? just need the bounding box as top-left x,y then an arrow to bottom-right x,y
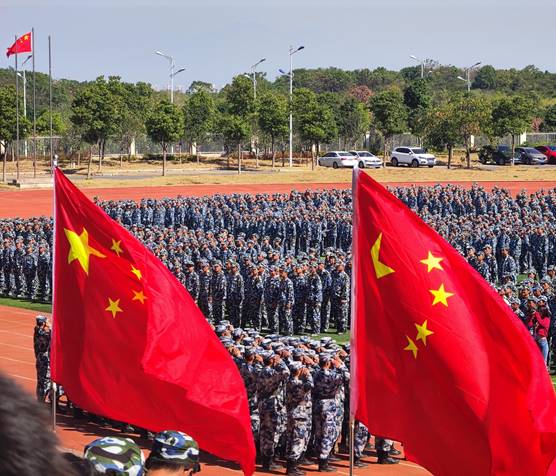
84,437 -> 145,475
285,365 -> 313,466
331,268 -> 350,333
264,271 -> 281,333
306,269 -> 323,335
33,320 -> 51,402
278,274 -> 295,336
210,269 -> 227,323
226,269 -> 244,327
198,267 -> 212,320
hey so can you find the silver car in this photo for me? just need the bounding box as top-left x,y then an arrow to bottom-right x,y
349,151 -> 383,169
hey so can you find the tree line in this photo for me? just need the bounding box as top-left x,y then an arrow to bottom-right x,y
0,63 -> 555,176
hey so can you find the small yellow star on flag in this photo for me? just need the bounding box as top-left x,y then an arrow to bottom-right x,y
132,290 -> 147,304
65,227 -> 106,275
415,320 -> 434,345
430,284 -> 454,307
111,239 -> 123,257
420,251 -> 444,273
404,336 -> 419,359
105,298 -> 123,318
131,265 -> 142,280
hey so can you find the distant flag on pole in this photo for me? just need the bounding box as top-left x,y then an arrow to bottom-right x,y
6,32 -> 32,57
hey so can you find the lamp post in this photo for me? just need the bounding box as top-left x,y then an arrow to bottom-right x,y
409,54 -> 424,79
155,50 -> 185,155
285,45 -> 304,167
457,61 -> 481,92
249,58 -> 266,100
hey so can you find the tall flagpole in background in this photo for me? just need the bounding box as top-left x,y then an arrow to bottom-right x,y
32,28 -> 37,178
49,35 -> 53,172
15,35 -> 20,182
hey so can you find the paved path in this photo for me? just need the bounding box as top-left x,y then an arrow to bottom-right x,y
1,179 -> 555,218
0,304 -> 428,475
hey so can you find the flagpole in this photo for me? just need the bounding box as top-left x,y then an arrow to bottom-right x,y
15,35 -> 20,182
51,162 -> 57,432
48,35 -> 53,172
32,28 -> 37,179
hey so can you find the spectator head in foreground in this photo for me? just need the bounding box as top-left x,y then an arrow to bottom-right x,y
84,437 -> 144,476
0,372 -> 76,476
145,430 -> 201,475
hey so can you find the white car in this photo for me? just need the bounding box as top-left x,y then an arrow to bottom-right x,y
390,147 -> 436,168
318,151 -> 358,169
349,151 -> 383,169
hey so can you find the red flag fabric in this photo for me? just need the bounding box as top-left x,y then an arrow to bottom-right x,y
6,32 -> 32,57
351,169 -> 556,475
51,168 -> 255,475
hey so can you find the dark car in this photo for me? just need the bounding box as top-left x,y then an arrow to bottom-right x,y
478,145 -> 516,165
515,147 -> 547,165
536,145 -> 556,164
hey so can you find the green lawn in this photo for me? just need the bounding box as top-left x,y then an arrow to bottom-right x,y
0,297 -> 52,313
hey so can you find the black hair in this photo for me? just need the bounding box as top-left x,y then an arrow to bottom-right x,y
145,454 -> 199,473
0,372 -> 77,476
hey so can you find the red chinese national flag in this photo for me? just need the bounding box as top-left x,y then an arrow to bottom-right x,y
51,168 -> 255,475
351,169 -> 556,475
6,32 -> 32,57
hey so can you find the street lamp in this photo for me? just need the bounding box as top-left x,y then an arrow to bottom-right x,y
249,58 -> 266,100
285,45 -> 304,167
457,61 -> 482,92
155,50 -> 185,154
17,54 -> 32,157
409,54 -> 424,79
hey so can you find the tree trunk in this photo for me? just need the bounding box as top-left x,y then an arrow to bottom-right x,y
383,136 -> 388,164
120,154 -> 123,168
465,137 -> 471,169
510,134 -> 515,166
447,146 -> 453,169
271,136 -> 275,169
77,151 -> 81,167
11,144 -> 15,164
2,144 -> 6,183
238,143 -> 242,175
227,152 -> 230,169
312,142 -> 318,170
162,143 -> 167,176
87,146 -> 93,179
196,145 -> 200,166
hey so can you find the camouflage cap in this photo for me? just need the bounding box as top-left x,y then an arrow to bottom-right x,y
151,430 -> 200,468
84,437 -> 144,476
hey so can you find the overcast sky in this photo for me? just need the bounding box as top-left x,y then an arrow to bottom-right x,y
2,0 -> 555,89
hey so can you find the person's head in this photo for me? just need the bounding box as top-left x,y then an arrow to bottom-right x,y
0,372 -> 77,476
83,437 -> 144,476
145,431 -> 200,475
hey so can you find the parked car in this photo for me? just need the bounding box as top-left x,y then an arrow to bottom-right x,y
318,151 -> 358,168
514,147 -> 547,165
478,145 -> 516,165
536,145 -> 556,164
349,151 -> 383,168
390,147 -> 436,167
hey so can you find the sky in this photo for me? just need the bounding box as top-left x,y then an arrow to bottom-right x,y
2,0 -> 555,89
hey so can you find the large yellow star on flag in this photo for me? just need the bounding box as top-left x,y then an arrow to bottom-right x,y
105,298 -> 123,318
415,320 -> 434,345
430,283 -> 454,307
64,227 -> 106,275
420,251 -> 444,273
370,233 -> 395,279
132,290 -> 147,304
404,336 -> 418,359
131,265 -> 142,280
111,239 -> 123,257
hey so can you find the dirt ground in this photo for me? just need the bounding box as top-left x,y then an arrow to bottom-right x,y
0,305 -> 429,476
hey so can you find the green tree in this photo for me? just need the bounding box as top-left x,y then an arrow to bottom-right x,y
257,91 -> 288,168
36,111 -> 66,136
145,100 -> 183,176
423,101 -> 460,168
183,90 -> 215,164
472,65 -> 497,90
369,89 -> 408,160
543,104 -> 556,131
338,96 -> 370,149
404,79 -> 431,141
70,76 -> 123,176
224,75 -> 254,117
492,95 -> 533,164
217,113 -> 251,173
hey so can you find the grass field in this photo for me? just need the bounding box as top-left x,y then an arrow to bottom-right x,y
0,296 -> 51,313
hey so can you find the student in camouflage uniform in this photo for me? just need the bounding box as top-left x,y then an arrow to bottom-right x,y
83,436 -> 145,475
264,267 -> 281,333
183,261 -> 200,303
330,262 -> 350,334
33,315 -> 51,402
278,267 -> 295,336
292,264 -> 307,335
210,261 -> 227,323
198,261 -> 212,320
306,263 -> 323,335
226,261 -> 244,327
22,245 -> 37,300
36,243 -> 50,302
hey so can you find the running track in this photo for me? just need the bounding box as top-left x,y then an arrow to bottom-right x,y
1,179 -> 555,218
0,305 -> 428,475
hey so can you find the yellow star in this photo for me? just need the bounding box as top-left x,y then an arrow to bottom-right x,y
64,227 -> 106,275
404,336 -> 418,359
132,290 -> 147,304
105,298 -> 123,319
111,239 -> 123,257
370,233 -> 395,279
429,283 -> 454,307
420,251 -> 444,273
415,320 -> 434,346
131,265 -> 142,280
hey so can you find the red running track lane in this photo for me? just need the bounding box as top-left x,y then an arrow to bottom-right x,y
1,180 -> 555,219
0,305 -> 428,476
